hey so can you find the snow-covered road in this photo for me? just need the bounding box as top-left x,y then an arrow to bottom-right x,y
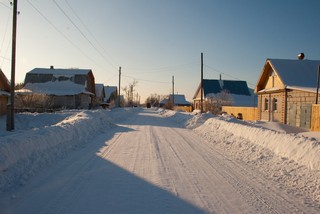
0,109 -> 319,213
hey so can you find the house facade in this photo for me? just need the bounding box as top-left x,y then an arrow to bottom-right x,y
18,67 -> 96,109
193,79 -> 255,112
255,58 -> 320,129
0,69 -> 10,115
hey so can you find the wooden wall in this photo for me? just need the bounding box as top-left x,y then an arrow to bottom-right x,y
311,104 -> 320,131
222,106 -> 258,121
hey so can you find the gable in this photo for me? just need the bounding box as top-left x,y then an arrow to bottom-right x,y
255,59 -> 320,93
0,69 -> 10,92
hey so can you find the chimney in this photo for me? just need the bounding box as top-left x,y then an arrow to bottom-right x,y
298,53 -> 305,60
50,65 -> 54,69
219,74 -> 222,80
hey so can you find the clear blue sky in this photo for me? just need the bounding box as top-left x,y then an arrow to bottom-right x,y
1,0 -> 320,102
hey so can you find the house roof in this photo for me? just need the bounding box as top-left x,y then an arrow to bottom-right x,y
255,59 -> 320,93
28,68 -> 92,76
16,81 -> 94,96
169,94 -> 191,105
104,86 -> 117,101
0,68 -> 10,92
95,83 -> 105,97
193,79 -> 251,99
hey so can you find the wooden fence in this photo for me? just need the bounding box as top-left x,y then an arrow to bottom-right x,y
311,104 -> 320,131
222,106 -> 258,121
174,106 -> 193,112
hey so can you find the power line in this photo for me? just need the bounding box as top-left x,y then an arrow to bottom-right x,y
0,1 -> 11,9
64,0 -> 117,69
26,0 -> 106,70
122,74 -> 171,84
204,64 -> 255,87
0,4 -> 11,67
53,0 -> 117,71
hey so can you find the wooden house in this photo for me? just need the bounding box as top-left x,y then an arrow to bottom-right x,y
18,66 -> 96,109
193,79 -> 255,112
0,69 -> 10,115
103,86 -> 117,107
255,58 -> 320,129
94,83 -> 106,107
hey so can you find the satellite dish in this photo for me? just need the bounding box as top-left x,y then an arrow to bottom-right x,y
298,53 -> 305,60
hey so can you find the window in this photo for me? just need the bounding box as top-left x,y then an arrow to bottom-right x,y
264,98 -> 269,111
272,98 -> 278,111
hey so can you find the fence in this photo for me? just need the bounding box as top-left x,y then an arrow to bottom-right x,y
174,106 -> 193,112
221,106 -> 258,121
311,104 -> 320,131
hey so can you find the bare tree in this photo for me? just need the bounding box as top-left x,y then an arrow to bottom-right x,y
122,80 -> 138,107
206,90 -> 232,114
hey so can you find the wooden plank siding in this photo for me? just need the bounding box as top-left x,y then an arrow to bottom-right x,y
222,106 -> 258,121
311,104 -> 320,131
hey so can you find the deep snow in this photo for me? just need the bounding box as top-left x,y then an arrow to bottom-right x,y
0,107 -> 319,208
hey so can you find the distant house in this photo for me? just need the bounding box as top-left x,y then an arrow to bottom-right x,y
103,86 -> 117,107
94,83 -> 105,107
255,58 -> 320,129
0,69 -> 10,115
17,66 -> 95,109
193,79 -> 255,112
160,94 -> 191,107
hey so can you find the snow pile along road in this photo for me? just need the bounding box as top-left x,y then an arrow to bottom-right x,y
0,110 -> 114,189
159,109 -> 320,204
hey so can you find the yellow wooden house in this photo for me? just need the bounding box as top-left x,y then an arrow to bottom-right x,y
255,58 -> 320,129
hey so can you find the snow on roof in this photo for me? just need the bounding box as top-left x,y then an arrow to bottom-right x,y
104,86 -> 117,100
28,68 -> 92,76
169,94 -> 191,105
95,83 -> 104,97
0,90 -> 10,96
269,59 -> 320,88
18,81 -> 94,96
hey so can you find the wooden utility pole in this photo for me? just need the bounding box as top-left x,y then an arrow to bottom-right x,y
200,53 -> 203,113
118,66 -> 121,107
172,75 -> 174,106
7,0 -> 18,131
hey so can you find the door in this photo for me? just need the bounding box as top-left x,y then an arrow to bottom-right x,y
300,104 -> 312,129
288,103 -> 296,126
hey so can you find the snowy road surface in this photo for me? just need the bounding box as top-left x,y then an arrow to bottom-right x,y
0,109 -> 319,213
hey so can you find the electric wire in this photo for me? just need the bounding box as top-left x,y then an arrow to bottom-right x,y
26,0 -> 106,71
64,0 -> 117,69
53,0 -> 117,72
204,64 -> 255,87
0,2 -> 12,67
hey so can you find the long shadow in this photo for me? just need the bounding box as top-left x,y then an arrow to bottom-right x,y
0,123 -> 208,214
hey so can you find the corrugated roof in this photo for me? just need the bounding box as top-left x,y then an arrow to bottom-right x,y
202,79 -> 250,96
222,80 -> 251,96
269,59 -> 320,88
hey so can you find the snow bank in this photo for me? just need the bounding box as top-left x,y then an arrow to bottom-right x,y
161,110 -> 320,171
0,110 -> 114,189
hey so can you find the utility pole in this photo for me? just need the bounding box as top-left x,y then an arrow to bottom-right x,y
200,52 -> 203,113
7,0 -> 18,131
172,75 -> 174,106
118,66 -> 121,107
